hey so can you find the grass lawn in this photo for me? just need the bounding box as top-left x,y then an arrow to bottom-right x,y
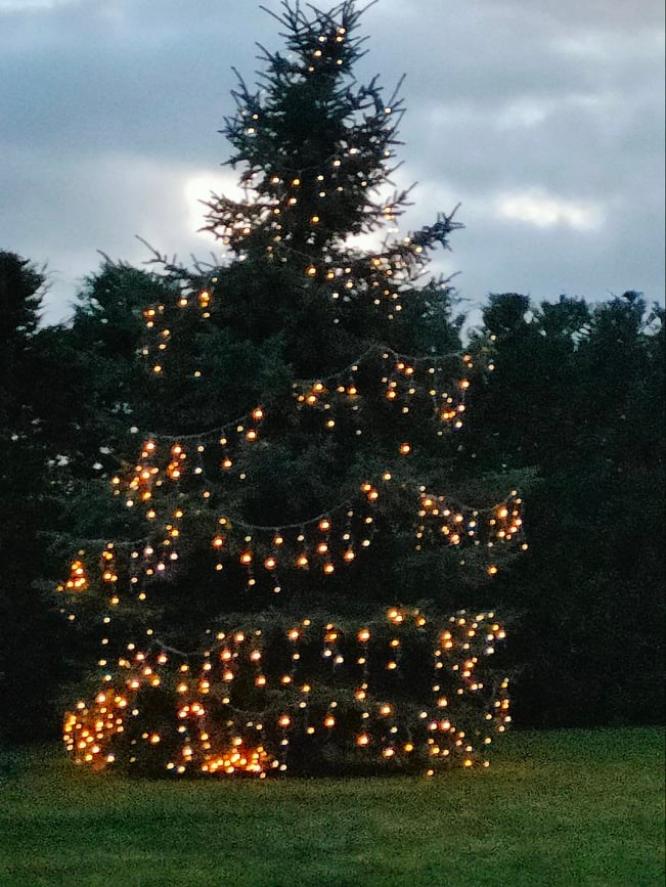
1,728 -> 663,887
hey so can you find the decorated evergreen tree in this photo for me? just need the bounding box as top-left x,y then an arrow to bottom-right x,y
0,252 -> 64,741
60,1 -> 524,777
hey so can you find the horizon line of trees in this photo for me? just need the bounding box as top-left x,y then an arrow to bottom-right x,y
0,248 -> 663,743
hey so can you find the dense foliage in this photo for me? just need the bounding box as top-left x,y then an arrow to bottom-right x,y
0,276 -> 662,745
0,2 -> 662,747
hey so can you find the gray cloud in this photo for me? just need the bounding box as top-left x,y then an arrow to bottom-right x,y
0,0 -> 663,322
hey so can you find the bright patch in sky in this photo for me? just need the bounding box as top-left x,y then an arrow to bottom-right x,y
496,190 -> 603,231
497,100 -> 550,129
183,173 -> 244,238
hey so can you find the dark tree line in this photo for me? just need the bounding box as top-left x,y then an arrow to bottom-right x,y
0,251 -> 663,742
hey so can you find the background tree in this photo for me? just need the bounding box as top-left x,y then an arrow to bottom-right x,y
466,292 -> 665,727
0,252 -> 67,741
0,255 -> 179,742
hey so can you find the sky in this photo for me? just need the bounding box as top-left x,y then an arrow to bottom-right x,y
1,0 -> 664,323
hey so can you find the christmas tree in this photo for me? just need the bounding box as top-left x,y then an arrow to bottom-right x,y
60,1 -> 524,777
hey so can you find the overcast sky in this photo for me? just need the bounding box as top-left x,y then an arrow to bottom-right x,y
1,0 -> 664,323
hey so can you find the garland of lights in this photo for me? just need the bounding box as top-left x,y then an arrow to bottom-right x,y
141,215 -> 461,357
58,482 -> 525,602
119,344 -> 485,513
64,607 -> 510,777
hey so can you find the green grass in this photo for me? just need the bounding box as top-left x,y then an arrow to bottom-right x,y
1,729 -> 663,887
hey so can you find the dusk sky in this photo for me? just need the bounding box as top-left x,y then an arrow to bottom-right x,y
2,0 -> 664,323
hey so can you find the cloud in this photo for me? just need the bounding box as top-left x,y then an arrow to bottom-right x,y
495,190 -> 604,231
0,0 -> 663,321
0,0 -> 81,11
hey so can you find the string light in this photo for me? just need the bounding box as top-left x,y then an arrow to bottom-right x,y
63,609 -> 509,776
58,555 -> 89,593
